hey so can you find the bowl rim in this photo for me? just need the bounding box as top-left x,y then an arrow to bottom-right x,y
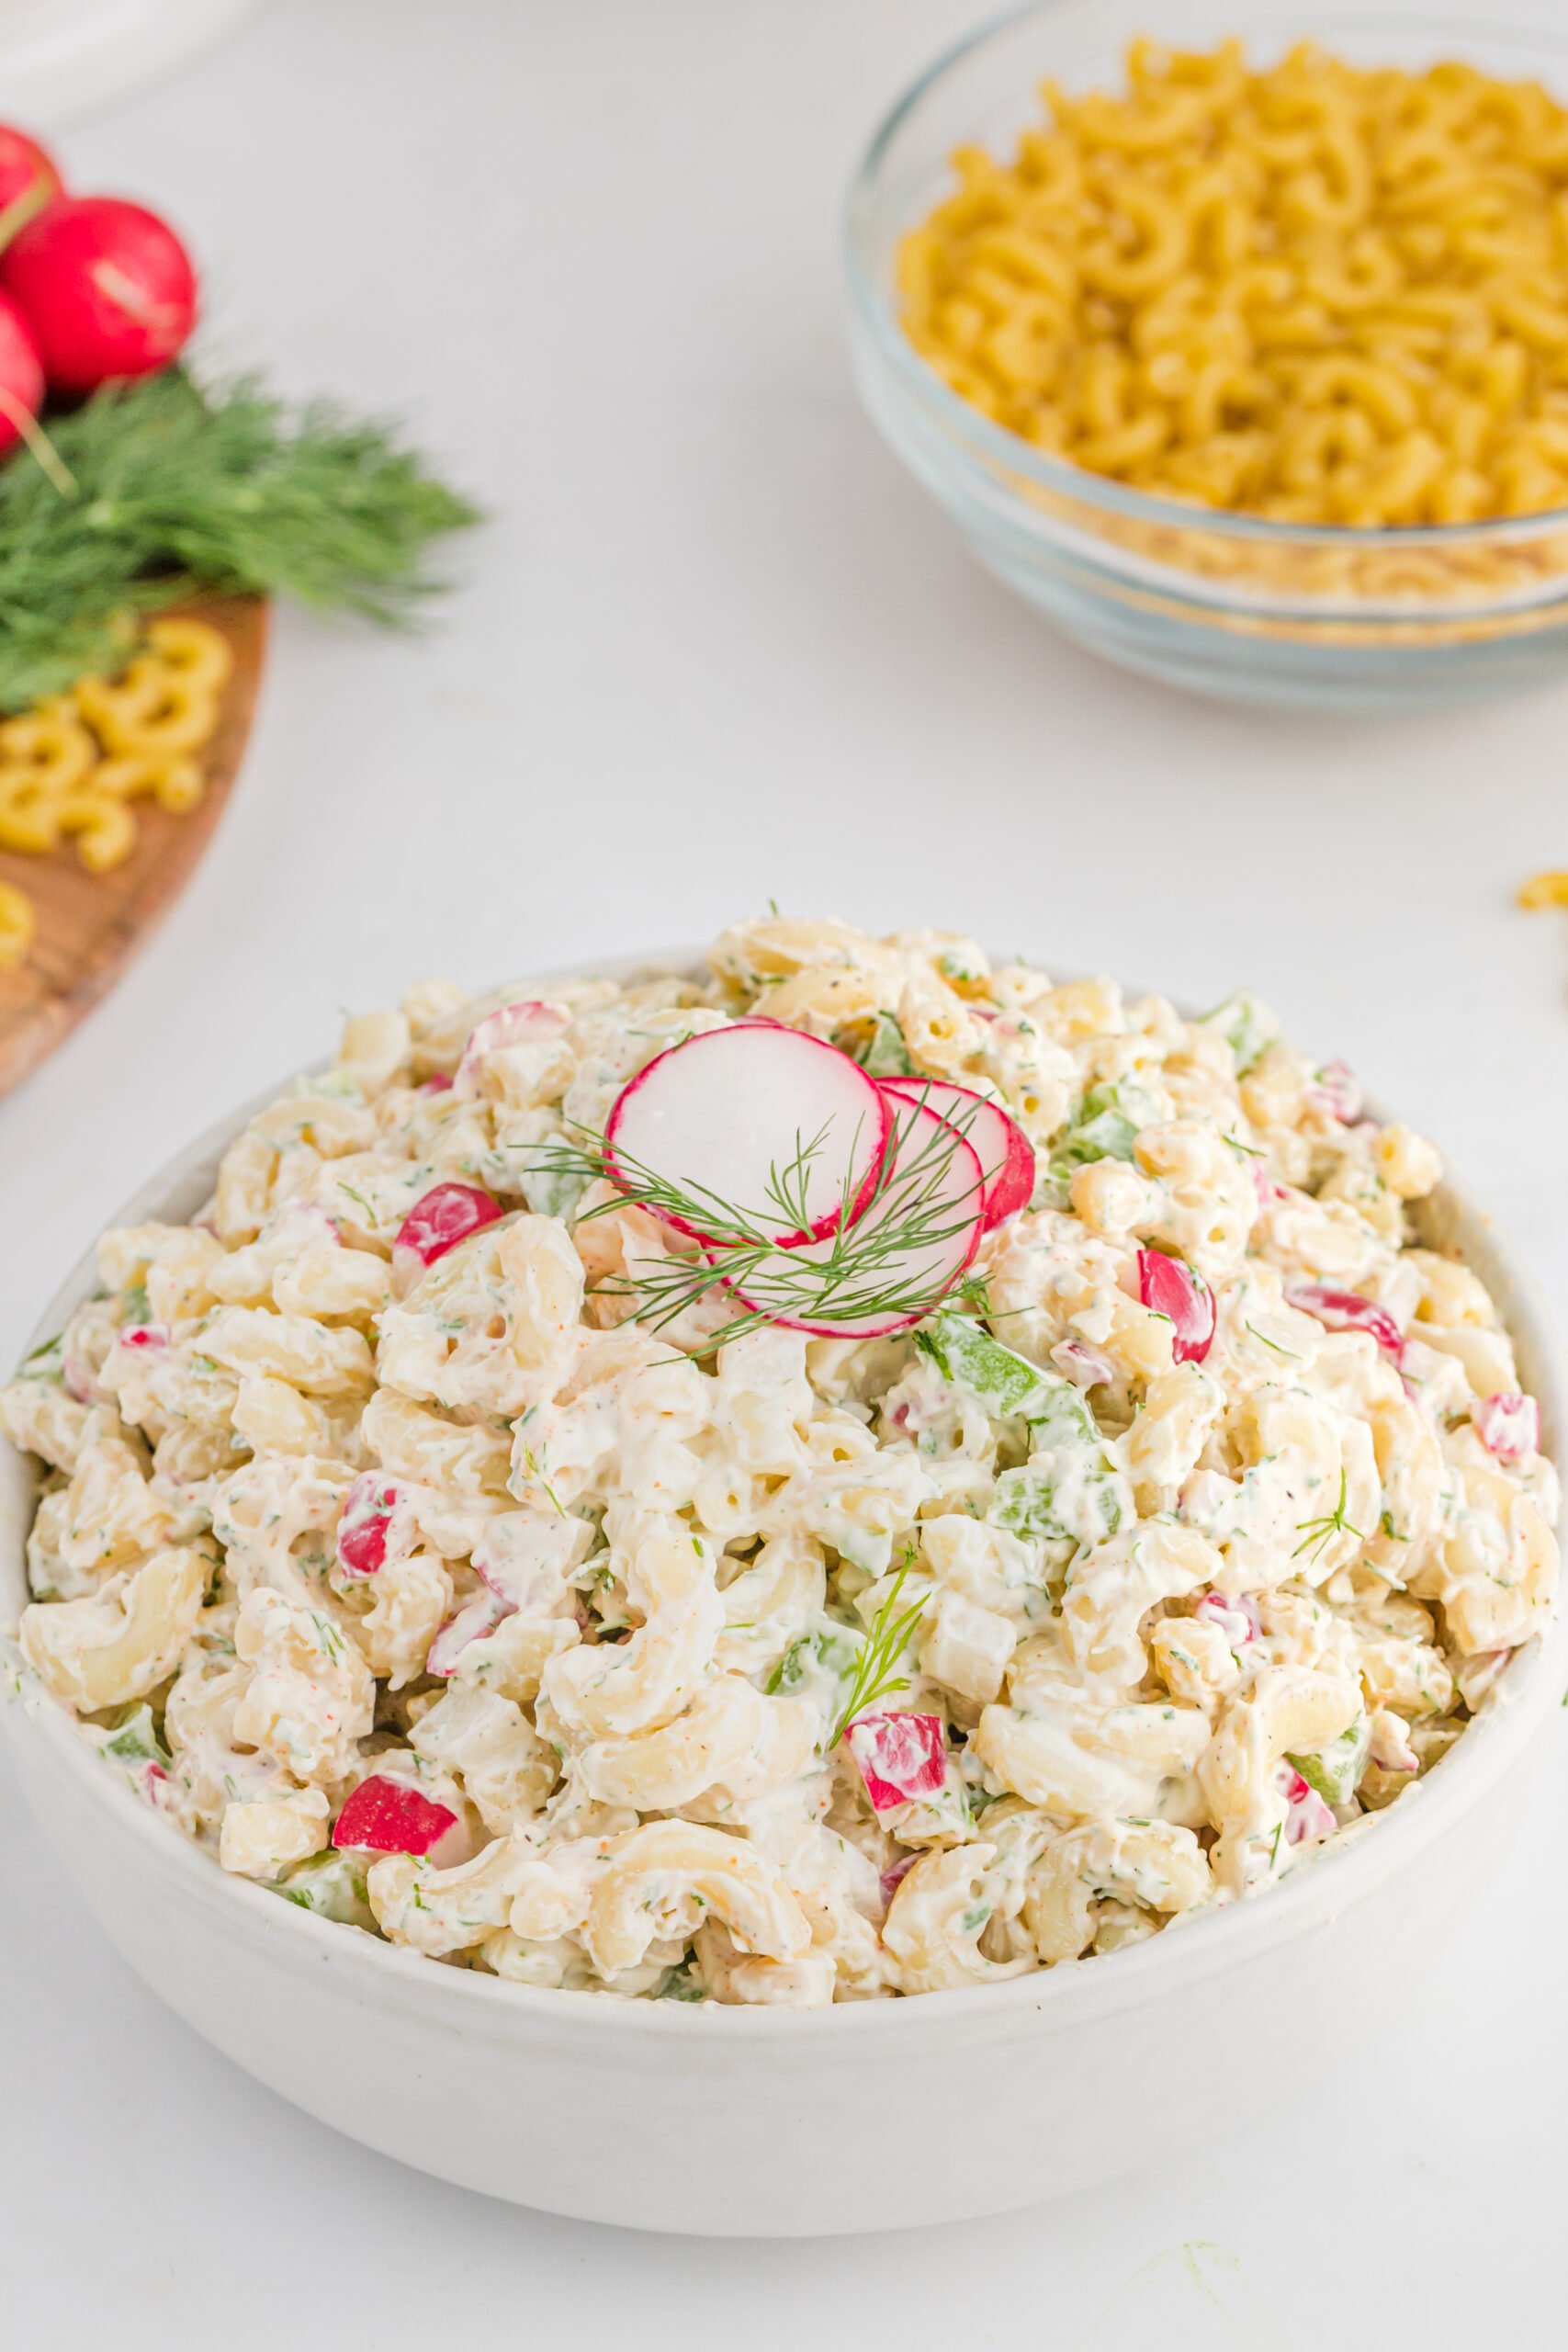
5,939 -> 1565,2041
842,0 -> 1568,552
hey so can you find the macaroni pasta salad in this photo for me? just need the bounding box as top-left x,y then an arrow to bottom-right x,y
3,919 -> 1557,2004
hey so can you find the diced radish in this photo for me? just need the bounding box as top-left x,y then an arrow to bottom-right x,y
393,1182 -> 503,1275
1051,1337 -> 1118,1389
1304,1060 -> 1360,1122
730,1092 -> 984,1339
605,1021 -> 892,1249
335,1474 -> 415,1577
1285,1283 -> 1404,1364
421,1074 -> 453,1095
452,999 -> 572,1101
846,1711 -> 947,1813
1472,1392 -> 1539,1462
1251,1164 -> 1287,1216
62,1355 -> 94,1403
1193,1590 -> 1261,1646
1367,1715 -> 1418,1775
878,1076 -> 1033,1230
426,1586 -> 513,1676
118,1324 -> 169,1351
1276,1765 -> 1336,1847
879,1850 -> 919,1910
332,1774 -> 457,1856
1136,1249 -> 1214,1364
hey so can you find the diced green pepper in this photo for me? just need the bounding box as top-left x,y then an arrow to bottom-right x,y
918,1312 -> 1055,1420
272,1849 -> 377,1930
101,1702 -> 171,1771
1198,991 -> 1280,1078
1288,1715 -> 1370,1805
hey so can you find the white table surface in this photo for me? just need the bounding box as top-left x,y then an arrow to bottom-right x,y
3,0 -> 1566,2335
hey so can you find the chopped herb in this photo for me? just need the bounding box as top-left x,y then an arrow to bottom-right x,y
1292,1468 -> 1365,1564
830,1566 -> 931,1747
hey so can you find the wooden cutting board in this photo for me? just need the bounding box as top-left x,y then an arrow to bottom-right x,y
0,594 -> 268,1100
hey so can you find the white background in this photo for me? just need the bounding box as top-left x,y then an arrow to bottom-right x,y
2,1 -> 1565,2340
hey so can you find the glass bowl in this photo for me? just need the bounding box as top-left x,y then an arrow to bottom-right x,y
845,0 -> 1568,713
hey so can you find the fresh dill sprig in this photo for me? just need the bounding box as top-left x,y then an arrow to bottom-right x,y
830,1562 -> 930,1746
0,368 -> 479,709
534,1106 -> 981,1349
1292,1467 -> 1365,1564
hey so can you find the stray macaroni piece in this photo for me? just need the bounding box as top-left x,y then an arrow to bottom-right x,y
902,39 -> 1568,524
1518,869 -> 1568,910
2,918 -> 1556,2003
0,876 -> 35,969
0,616 -> 231,969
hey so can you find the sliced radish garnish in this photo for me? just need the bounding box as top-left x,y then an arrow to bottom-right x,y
335,1474 -> 415,1577
426,1586 -> 513,1677
332,1775 -> 457,1856
1136,1249 -> 1214,1364
729,1092 -> 984,1340
1193,1590 -> 1261,1646
846,1711 -> 946,1813
453,999 -> 571,1101
878,1076 -> 1033,1230
393,1182 -> 503,1274
604,1021 -> 891,1249
1472,1392 -> 1540,1462
1285,1283 -> 1404,1364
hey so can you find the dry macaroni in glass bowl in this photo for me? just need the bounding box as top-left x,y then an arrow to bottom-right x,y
2,918 -> 1557,2003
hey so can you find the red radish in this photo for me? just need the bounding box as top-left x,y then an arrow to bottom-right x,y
393,1182 -> 502,1274
1251,1164 -> 1287,1217
1276,1765 -> 1336,1848
879,1850 -> 919,1910
878,1075 -> 1033,1230
1193,1589 -> 1261,1646
427,1586 -> 513,1677
729,1091 -> 984,1339
332,1775 -> 457,1856
335,1474 -> 415,1577
0,128 -> 62,241
1305,1060 -> 1359,1122
453,999 -> 571,1102
1051,1337 -> 1117,1389
605,1021 -> 892,1249
118,1323 -> 169,1351
0,289 -> 43,455
846,1711 -> 946,1813
1284,1283 -> 1404,1364
1472,1392 -> 1539,1462
1,195 -> 197,394
1136,1249 -> 1214,1364
421,1073 -> 453,1095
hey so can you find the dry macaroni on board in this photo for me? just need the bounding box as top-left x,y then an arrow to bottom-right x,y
0,616 -> 231,971
901,39 -> 1568,525
1,919 -> 1557,2003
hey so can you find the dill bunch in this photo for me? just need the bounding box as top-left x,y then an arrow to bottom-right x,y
0,368 -> 480,708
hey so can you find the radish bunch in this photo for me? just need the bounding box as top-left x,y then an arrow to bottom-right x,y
601,1021 -> 1034,1340
0,121 -> 197,453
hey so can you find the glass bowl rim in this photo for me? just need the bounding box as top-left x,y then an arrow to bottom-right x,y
843,0 -> 1568,551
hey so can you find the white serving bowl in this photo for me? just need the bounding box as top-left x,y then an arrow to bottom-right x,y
4,953 -> 1564,2236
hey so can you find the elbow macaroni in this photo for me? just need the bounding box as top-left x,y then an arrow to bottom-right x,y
903,40 -> 1568,527
1,916 -> 1555,2003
